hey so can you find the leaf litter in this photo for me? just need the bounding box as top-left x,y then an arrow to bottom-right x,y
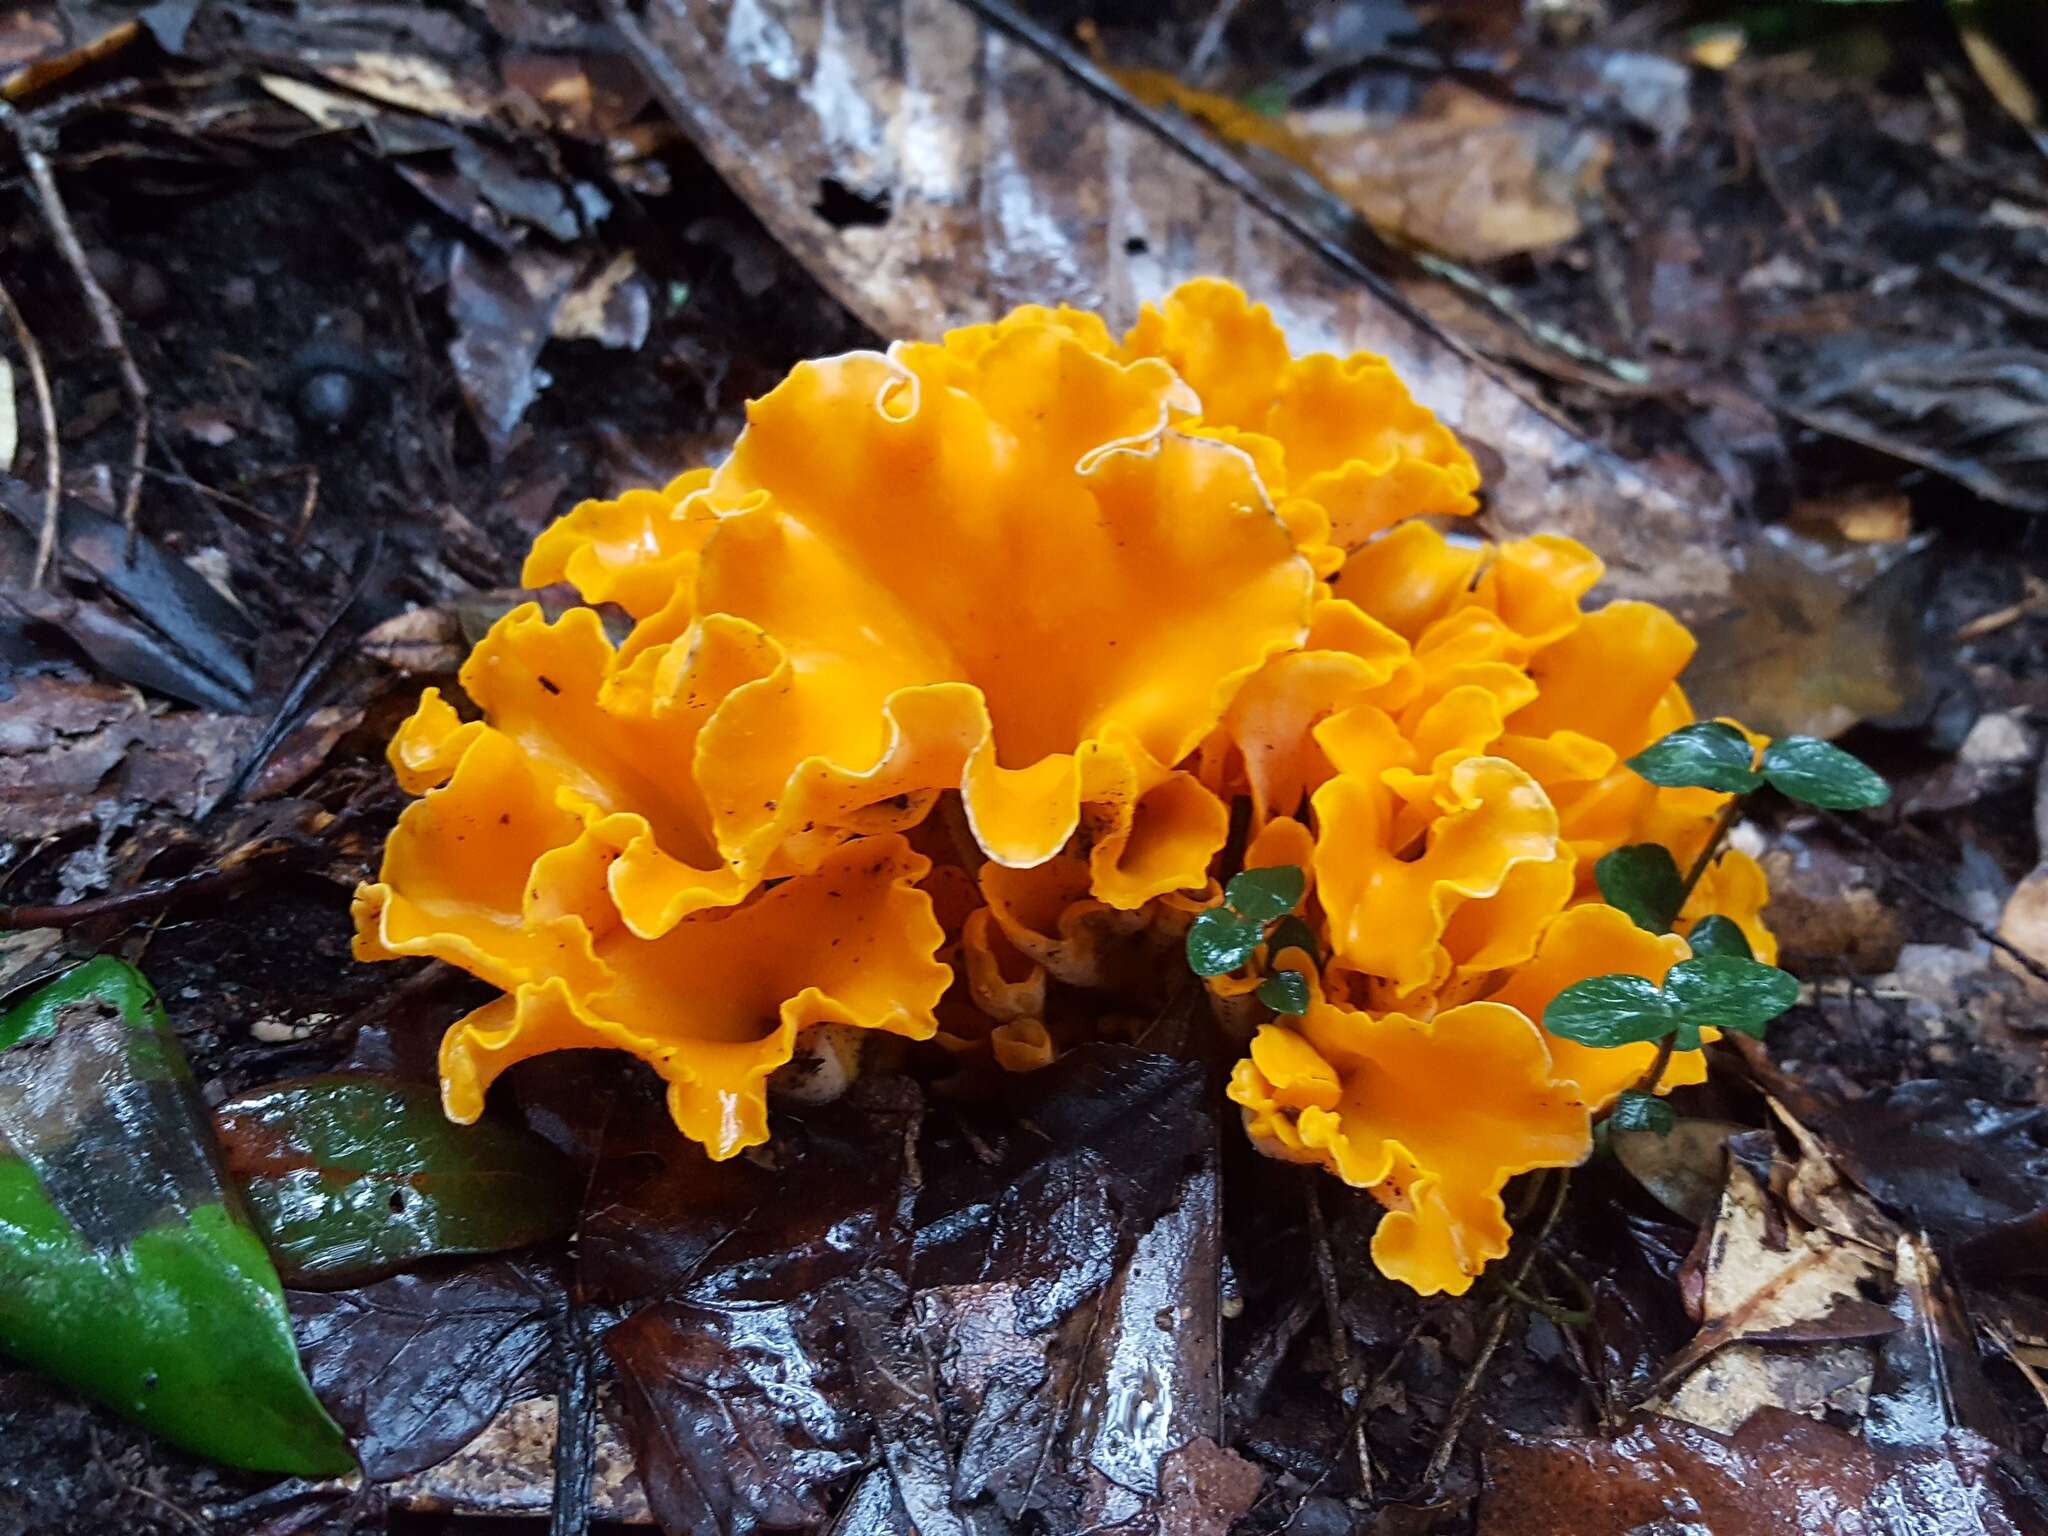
2,0 -> 2048,1531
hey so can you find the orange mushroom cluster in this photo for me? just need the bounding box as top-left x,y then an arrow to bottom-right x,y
355,279 -> 1773,1295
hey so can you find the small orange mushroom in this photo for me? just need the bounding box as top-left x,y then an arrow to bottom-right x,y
1229,975 -> 1591,1296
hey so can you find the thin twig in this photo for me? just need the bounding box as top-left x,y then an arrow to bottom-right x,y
551,1287 -> 597,1536
0,863 -> 249,930
1826,813 -> 2048,988
1724,75 -> 1819,257
1424,1168 -> 1572,1489
0,278 -> 59,585
1186,0 -> 1246,81
1303,1174 -> 1374,1499
2,100 -> 151,543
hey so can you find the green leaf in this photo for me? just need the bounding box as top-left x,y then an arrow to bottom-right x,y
1664,956 -> 1802,1038
1625,722 -> 1762,793
1685,914 -> 1754,960
1595,844 -> 1685,934
1609,1091 -> 1676,1136
1256,969 -> 1310,1016
1187,908 -> 1264,977
1225,864 -> 1306,924
1759,736 -> 1891,810
1542,974 -> 1680,1049
215,1074 -> 579,1288
1266,915 -> 1320,964
0,959 -> 353,1476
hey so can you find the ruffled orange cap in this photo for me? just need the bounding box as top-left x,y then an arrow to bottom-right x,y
1123,280 -> 1481,565
1310,722 -> 1572,999
357,764 -> 949,1159
1228,977 -> 1591,1295
650,323 -> 1314,908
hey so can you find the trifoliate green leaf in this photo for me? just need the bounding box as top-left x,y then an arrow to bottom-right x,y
1625,722 -> 1761,793
1595,844 -> 1685,934
1225,865 -> 1306,924
1610,1091 -> 1676,1136
1256,969 -> 1311,1016
1187,908 -> 1264,977
1684,914 -> 1754,960
1759,736 -> 1890,810
1542,974 -> 1680,1049
1664,955 -> 1801,1038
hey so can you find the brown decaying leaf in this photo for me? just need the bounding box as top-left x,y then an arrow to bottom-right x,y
1480,1407 -> 2037,1536
1612,1118 -> 1745,1226
1286,83 -> 1611,263
1682,522 -> 1936,740
1659,1132 -> 1899,1397
607,0 -> 1734,611
0,674 -> 253,844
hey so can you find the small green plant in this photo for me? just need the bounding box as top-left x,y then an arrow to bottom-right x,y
1550,723 -> 1889,1135
1186,865 -> 1315,1015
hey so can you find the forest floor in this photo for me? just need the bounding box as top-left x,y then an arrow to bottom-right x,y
3,1 -> 2048,1533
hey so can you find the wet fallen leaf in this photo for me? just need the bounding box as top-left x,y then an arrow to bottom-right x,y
1682,522 -> 1938,739
292,1256 -> 561,1481
1480,1407 -> 2037,1535
1868,1233 -> 2013,1453
1789,346 -> 2048,515
608,1291 -> 868,1534
609,0 -> 1736,610
215,1073 -> 580,1288
582,1076 -> 924,1307
0,959 -> 352,1476
1286,83 -> 1611,262
1813,1080 -> 2048,1244
1612,1117 -> 1745,1225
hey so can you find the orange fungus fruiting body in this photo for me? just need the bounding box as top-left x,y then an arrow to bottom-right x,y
355,279 -> 1774,1292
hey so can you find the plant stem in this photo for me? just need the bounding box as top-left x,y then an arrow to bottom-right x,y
1671,794 -> 1744,920
1629,1032 -> 1677,1097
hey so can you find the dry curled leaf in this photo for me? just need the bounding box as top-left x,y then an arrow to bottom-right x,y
1789,346 -> 2048,515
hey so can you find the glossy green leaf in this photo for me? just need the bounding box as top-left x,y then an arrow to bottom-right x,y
1595,844 -> 1685,934
1609,1091 -> 1676,1136
1187,908 -> 1263,977
0,959 -> 352,1476
1625,721 -> 1762,793
1224,864 -> 1306,924
1664,956 -> 1802,1038
1542,974 -> 1679,1049
1759,735 -> 1891,810
215,1074 -> 578,1288
1266,915 -> 1320,965
1684,914 -> 1754,960
1256,969 -> 1310,1016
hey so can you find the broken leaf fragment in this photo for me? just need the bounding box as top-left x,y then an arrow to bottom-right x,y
0,958 -> 352,1475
